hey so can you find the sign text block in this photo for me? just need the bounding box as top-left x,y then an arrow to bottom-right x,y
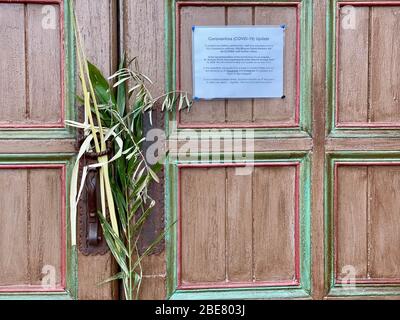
192,26 -> 285,100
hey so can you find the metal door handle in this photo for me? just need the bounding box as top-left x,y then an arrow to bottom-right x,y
86,168 -> 101,246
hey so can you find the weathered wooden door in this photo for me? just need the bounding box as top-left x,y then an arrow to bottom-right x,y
156,0 -> 400,300
3,0 -> 400,301
322,0 -> 400,299
161,0 -> 313,300
0,0 -> 118,300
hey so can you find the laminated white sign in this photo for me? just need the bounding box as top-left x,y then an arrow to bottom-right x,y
192,26 -> 285,100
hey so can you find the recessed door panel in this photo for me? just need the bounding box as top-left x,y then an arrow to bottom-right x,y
177,2 -> 300,128
0,166 -> 64,292
0,3 -> 63,128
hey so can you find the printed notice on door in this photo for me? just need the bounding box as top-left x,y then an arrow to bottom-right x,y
192,26 -> 285,100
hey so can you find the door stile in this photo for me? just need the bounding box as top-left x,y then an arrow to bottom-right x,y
311,0 -> 327,300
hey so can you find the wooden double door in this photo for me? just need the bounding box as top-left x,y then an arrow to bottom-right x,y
2,0 -> 400,300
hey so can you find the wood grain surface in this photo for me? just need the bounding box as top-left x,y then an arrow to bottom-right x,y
337,5 -> 400,125
180,166 -> 297,286
335,165 -> 400,281
0,3 -> 62,126
0,168 -> 62,288
0,4 -> 26,124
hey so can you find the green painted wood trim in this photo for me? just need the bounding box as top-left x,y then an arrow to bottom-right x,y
326,0 -> 400,138
299,0 -> 313,134
0,293 -> 73,301
169,129 -> 311,141
0,153 -> 75,161
166,151 -> 312,300
166,151 -> 312,164
329,286 -> 400,298
165,0 -> 313,138
165,157 -> 179,297
64,0 -> 77,136
0,130 -> 74,140
326,0 -> 336,137
325,151 -> 400,298
170,287 -> 311,300
0,0 -> 75,140
324,152 -> 334,294
64,154 -> 78,300
0,153 -> 78,300
299,152 -> 311,294
172,0 -> 305,3
165,0 -> 176,137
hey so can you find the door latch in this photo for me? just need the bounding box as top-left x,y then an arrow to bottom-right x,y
86,168 -> 102,246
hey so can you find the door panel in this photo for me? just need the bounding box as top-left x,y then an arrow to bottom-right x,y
177,2 -> 302,128
179,165 -> 299,287
336,166 -> 368,280
0,166 -> 64,291
26,4 -> 62,125
336,164 -> 400,283
0,156 -> 74,300
0,170 -> 29,288
252,165 -> 297,283
170,157 -> 311,300
0,2 -> 62,128
180,167 -> 227,285
0,4 -> 26,124
370,7 -> 400,124
327,156 -> 400,298
337,4 -> 400,126
369,166 -> 400,279
337,6 -> 369,124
